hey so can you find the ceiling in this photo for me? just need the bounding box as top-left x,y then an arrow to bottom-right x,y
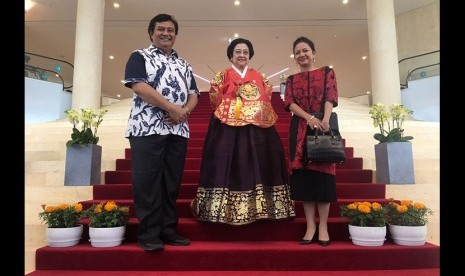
24,0 -> 439,100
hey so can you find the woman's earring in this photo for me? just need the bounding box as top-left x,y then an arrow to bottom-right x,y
313,57 -> 316,62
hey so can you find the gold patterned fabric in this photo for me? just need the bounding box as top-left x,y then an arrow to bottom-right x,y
190,184 -> 296,225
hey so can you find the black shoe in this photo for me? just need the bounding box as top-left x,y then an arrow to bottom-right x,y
299,239 -> 314,245
318,239 -> 331,246
160,233 -> 190,246
138,239 -> 164,251
299,232 -> 316,245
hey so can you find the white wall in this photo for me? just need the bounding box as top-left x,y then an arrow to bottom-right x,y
25,77 -> 72,123
401,76 -> 439,122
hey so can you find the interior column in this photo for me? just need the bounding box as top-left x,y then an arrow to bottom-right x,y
71,0 -> 105,110
366,0 -> 401,106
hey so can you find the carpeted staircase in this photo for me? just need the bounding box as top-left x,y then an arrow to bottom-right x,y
27,94 -> 440,275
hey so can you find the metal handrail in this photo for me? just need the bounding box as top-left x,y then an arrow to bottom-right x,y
398,50 -> 439,65
25,51 -> 74,69
25,64 -> 69,91
401,63 -> 440,88
25,52 -> 74,90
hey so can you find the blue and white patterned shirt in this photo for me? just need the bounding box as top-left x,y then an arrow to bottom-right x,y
124,44 -> 199,138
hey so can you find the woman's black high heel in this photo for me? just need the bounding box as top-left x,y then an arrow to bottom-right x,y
299,238 -> 314,245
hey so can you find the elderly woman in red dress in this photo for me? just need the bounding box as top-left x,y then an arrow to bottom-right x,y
190,38 -> 295,225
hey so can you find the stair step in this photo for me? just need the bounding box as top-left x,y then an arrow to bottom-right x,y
123,147 -> 354,159
76,217 -> 382,242
93,183 -> 385,200
26,269 -> 442,276
104,168 -> 371,184
34,241 -> 440,271
79,198 -> 389,220
175,131 -> 352,140
115,156 -> 363,170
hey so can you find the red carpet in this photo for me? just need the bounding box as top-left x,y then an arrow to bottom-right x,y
27,268 -> 440,276
29,93 -> 440,275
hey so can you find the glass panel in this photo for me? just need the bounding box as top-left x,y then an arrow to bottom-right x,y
24,52 -> 74,91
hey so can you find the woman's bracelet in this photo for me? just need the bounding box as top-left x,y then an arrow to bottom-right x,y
307,115 -> 314,124
184,106 -> 190,115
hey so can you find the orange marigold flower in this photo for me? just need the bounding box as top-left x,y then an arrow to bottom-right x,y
73,203 -> 83,213
372,202 -> 382,211
94,205 -> 102,214
413,202 -> 425,210
397,205 -> 408,213
58,203 -> 69,210
104,202 -> 117,212
400,200 -> 412,207
358,204 -> 371,214
347,203 -> 357,210
361,202 -> 372,207
45,205 -> 56,213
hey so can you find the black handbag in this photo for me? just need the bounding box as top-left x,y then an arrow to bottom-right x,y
305,129 -> 345,164
305,66 -> 344,163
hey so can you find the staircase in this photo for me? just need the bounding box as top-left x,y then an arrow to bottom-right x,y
25,93 -> 440,275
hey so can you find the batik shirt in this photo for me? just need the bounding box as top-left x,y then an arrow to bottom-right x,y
124,44 -> 199,138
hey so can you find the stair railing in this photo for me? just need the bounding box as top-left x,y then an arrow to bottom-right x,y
25,52 -> 74,91
25,64 -> 66,91
401,63 -> 440,89
398,50 -> 439,89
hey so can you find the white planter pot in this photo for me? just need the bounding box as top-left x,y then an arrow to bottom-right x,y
388,224 -> 427,246
89,225 -> 126,247
348,225 -> 386,246
45,224 -> 83,247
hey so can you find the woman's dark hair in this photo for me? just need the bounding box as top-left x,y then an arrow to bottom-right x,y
293,36 -> 316,54
227,38 -> 254,60
148,14 -> 179,41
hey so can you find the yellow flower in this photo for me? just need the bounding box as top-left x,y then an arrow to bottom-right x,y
39,203 -> 84,228
386,198 -> 433,226
83,201 -> 130,228
369,103 -> 413,143
340,201 -> 387,227
64,108 -> 108,147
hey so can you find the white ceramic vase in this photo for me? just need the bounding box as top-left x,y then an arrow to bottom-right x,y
348,225 -> 386,246
89,225 -> 126,247
388,224 -> 427,246
45,224 -> 83,247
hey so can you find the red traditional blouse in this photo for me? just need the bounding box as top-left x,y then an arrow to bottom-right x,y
209,67 -> 277,128
284,66 -> 339,175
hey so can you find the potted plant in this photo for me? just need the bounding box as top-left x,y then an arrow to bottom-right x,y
369,103 -> 415,184
64,108 -> 108,186
38,203 -> 84,247
83,201 -> 130,247
340,201 -> 387,246
385,198 -> 433,246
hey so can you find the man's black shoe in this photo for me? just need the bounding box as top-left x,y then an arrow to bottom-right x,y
138,240 -> 164,251
160,233 -> 190,246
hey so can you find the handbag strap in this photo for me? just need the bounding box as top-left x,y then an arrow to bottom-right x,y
310,128 -> 336,139
307,66 -> 330,114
